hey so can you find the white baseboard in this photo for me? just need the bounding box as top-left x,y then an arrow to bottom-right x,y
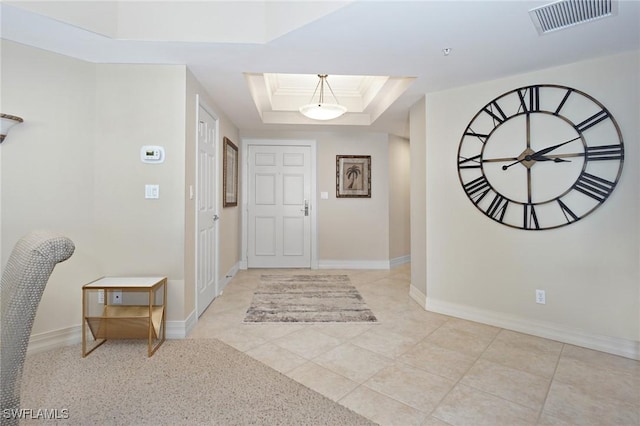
167,311 -> 196,339
242,259 -> 404,271
318,260 -> 391,270
409,285 -> 426,309
219,262 -> 240,293
390,255 -> 411,268
27,325 -> 82,355
426,297 -> 640,361
26,318 -> 194,355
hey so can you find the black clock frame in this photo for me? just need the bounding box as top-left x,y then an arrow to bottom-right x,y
457,84 -> 624,230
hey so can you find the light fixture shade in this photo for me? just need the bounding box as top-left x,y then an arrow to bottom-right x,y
299,103 -> 347,121
299,74 -> 347,121
0,113 -> 24,143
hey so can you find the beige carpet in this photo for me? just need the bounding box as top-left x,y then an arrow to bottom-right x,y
244,275 -> 377,323
19,339 -> 375,425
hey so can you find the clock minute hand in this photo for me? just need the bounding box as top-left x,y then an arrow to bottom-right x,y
531,136 -> 581,160
501,138 -> 578,170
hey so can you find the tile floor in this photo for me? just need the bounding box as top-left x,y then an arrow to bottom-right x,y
188,265 -> 640,426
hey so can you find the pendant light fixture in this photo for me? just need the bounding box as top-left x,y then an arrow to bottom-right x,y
299,74 -> 347,121
0,114 -> 24,143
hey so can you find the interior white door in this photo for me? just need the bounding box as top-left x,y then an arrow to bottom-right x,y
196,105 -> 218,315
248,145 -> 311,268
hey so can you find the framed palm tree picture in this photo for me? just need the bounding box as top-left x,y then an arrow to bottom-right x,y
336,155 -> 371,198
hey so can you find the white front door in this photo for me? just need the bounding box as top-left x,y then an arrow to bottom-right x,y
196,105 -> 218,315
247,144 -> 312,268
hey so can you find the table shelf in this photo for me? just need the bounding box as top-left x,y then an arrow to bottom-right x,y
85,305 -> 164,340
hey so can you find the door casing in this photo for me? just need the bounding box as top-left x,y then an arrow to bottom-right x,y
241,138 -> 318,269
195,96 -> 220,316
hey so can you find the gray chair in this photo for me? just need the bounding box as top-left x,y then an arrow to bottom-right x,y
0,231 -> 75,424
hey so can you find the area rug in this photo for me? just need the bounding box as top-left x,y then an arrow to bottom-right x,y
244,274 -> 377,323
20,339 -> 375,425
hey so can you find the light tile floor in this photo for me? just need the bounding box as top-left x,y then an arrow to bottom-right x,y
188,265 -> 640,426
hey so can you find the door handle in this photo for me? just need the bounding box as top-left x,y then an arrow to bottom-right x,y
213,214 -> 220,222
300,200 -> 309,216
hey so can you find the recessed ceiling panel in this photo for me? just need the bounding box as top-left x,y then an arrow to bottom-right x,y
245,72 -> 414,126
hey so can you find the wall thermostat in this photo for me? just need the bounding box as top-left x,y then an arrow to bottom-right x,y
141,146 -> 165,163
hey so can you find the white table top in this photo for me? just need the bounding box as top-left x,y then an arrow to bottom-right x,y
84,277 -> 166,288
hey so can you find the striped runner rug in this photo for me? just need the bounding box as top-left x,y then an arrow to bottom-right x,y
244,274 -> 377,323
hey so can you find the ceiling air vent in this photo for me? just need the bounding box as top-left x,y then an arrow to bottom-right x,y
529,0 -> 618,35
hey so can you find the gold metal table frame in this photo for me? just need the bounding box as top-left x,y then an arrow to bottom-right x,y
82,276 -> 167,357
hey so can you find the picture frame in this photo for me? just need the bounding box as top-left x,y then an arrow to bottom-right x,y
336,155 -> 371,198
223,137 -> 238,207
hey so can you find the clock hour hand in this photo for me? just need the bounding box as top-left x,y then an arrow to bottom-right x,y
533,155 -> 571,163
501,152 -> 572,170
501,137 -> 580,170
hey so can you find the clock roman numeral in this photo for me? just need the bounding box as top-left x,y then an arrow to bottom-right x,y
575,109 -> 610,133
554,88 -> 573,116
585,145 -> 624,161
464,128 -> 489,144
523,204 -> 540,229
518,86 -> 540,114
463,176 -> 491,204
483,101 -> 507,125
573,172 -> 615,203
458,154 -> 482,169
557,199 -> 579,223
486,194 -> 509,222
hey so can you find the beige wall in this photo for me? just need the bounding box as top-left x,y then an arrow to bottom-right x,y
418,51 -> 639,358
1,40 -> 102,336
93,64 -> 187,321
388,135 -> 410,261
1,41 -> 242,344
240,130 -> 397,266
317,132 -> 390,263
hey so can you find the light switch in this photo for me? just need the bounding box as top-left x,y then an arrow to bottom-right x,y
145,184 -> 160,199
320,192 -> 329,200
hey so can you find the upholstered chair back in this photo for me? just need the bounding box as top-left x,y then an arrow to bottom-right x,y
0,231 -> 75,424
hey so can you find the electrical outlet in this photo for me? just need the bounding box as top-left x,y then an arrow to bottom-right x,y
112,290 -> 123,304
535,289 -> 546,305
98,289 -> 104,304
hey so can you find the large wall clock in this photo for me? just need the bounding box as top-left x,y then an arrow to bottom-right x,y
457,84 -> 624,230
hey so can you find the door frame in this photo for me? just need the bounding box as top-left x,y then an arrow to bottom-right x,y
240,138 -> 318,269
195,95 -> 221,316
